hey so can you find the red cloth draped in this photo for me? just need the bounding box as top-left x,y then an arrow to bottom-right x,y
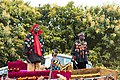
30,24 -> 42,56
34,33 -> 42,56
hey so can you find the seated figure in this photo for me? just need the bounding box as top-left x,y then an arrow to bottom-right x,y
50,49 -> 61,70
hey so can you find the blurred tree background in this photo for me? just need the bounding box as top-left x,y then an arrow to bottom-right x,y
0,0 -> 120,72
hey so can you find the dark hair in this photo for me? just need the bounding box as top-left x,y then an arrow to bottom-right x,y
54,49 -> 58,53
52,49 -> 58,57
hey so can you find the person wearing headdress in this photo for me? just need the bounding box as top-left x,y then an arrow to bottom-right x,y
23,24 -> 45,71
71,32 -> 89,69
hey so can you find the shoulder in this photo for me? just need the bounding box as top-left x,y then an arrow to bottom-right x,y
26,33 -> 32,37
74,40 -> 79,44
83,41 -> 87,45
24,33 -> 33,41
75,40 -> 79,42
39,35 -> 42,38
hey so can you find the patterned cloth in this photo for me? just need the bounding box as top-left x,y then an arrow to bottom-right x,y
51,57 -> 61,70
71,40 -> 89,62
23,33 -> 45,63
71,39 -> 89,69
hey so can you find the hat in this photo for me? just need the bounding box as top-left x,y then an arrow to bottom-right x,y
77,32 -> 85,37
30,24 -> 39,33
30,24 -> 42,35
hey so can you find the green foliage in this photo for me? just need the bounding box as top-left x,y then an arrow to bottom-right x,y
38,2 -> 120,70
0,0 -> 120,72
0,0 -> 41,67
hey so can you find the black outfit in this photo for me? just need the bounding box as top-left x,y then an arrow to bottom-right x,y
71,40 -> 89,69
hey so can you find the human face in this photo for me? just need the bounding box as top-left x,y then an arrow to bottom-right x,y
78,35 -> 85,40
34,26 -> 39,33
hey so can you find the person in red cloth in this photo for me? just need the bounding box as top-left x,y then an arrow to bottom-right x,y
23,24 -> 45,71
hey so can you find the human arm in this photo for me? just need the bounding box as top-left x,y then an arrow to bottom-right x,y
39,35 -> 45,55
22,33 -> 33,62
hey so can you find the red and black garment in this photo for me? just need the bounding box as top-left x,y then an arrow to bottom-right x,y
23,24 -> 44,63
